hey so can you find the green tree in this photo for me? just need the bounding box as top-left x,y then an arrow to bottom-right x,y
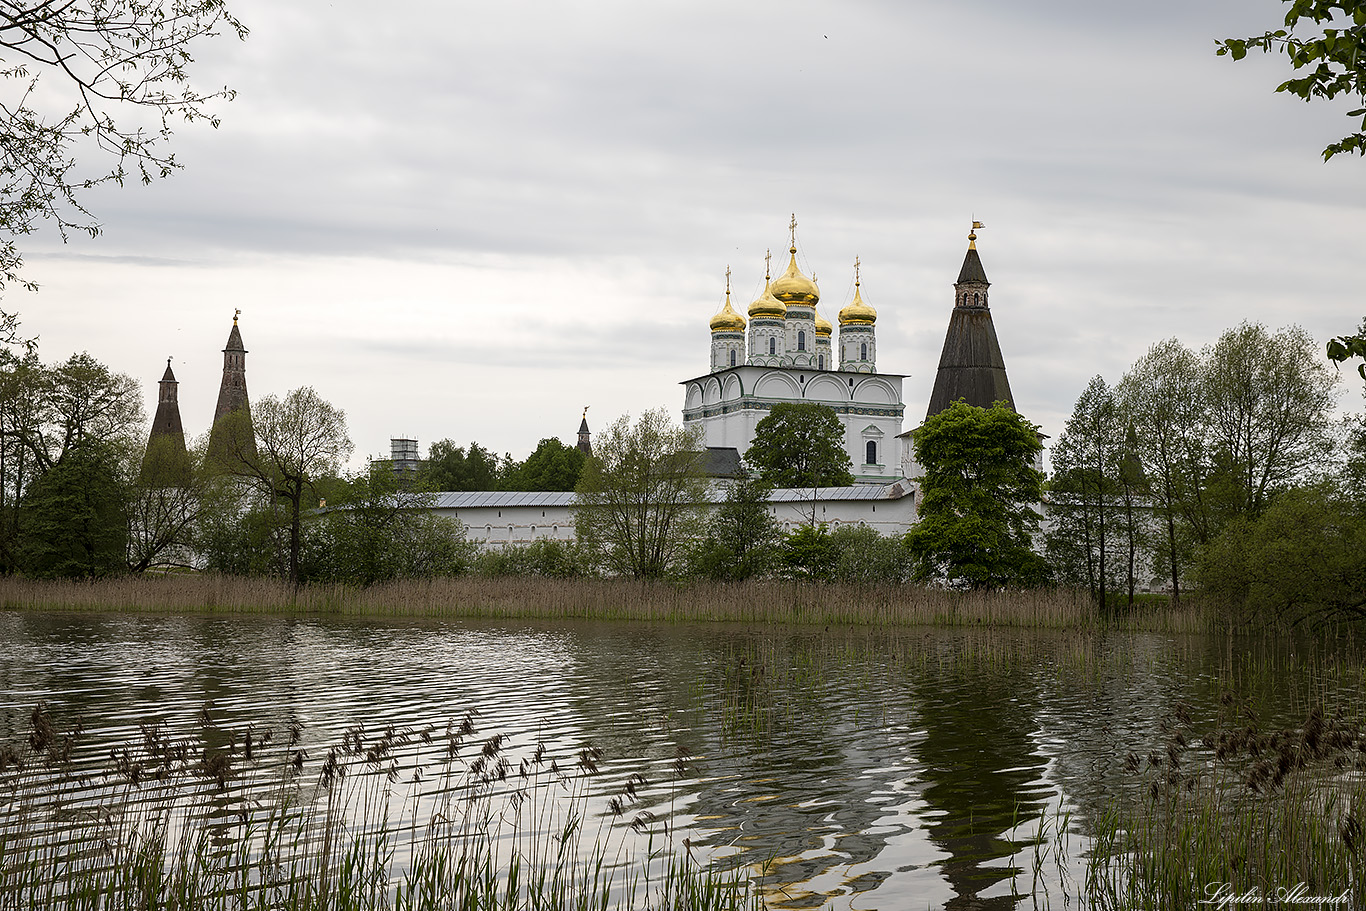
780,522 -> 839,582
1196,485 -> 1366,625
688,471 -> 780,581
126,436 -> 205,573
315,468 -> 474,585
421,440 -> 502,491
573,408 -> 708,578
745,403 -> 854,489
1216,0 -> 1366,160
18,439 -> 128,578
214,386 -> 352,586
501,438 -> 586,492
1115,339 -> 1206,604
1046,377 -> 1120,605
1200,322 -> 1337,525
906,401 -> 1049,589
1,1 -> 247,299
828,524 -> 914,584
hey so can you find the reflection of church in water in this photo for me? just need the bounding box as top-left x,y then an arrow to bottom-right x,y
682,219 -> 1017,484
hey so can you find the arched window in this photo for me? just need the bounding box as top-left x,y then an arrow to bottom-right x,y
860,342 -> 868,360
973,292 -> 980,305
866,440 -> 877,465
797,330 -> 806,351
818,355 -> 824,370
769,337 -> 776,356
729,349 -> 736,367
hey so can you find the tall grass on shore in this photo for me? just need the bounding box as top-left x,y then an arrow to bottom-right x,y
0,575 -> 1215,632
0,705 -> 761,911
1084,697 -> 1366,909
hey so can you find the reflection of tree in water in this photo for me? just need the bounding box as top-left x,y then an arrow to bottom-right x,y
910,646 -> 1048,910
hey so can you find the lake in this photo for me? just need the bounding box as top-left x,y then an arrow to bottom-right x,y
1,610 -> 1360,909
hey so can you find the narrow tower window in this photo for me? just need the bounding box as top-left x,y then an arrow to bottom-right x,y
866,440 -> 877,465
769,337 -> 776,356
974,292 -> 980,305
860,342 -> 868,360
729,350 -> 736,367
818,355 -> 824,370
797,330 -> 806,351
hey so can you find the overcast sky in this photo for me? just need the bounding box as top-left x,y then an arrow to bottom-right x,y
14,0 -> 1366,469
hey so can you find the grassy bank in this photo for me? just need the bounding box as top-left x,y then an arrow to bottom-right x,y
0,575 -> 1219,632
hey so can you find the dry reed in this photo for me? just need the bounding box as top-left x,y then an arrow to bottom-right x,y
0,575 -> 1217,632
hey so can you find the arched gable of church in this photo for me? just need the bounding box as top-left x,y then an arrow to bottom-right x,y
852,378 -> 897,405
685,384 -> 703,411
722,374 -> 743,401
754,372 -> 802,400
702,376 -> 723,405
804,374 -> 849,403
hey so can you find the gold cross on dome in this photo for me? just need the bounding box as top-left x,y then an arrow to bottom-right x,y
788,214 -> 798,247
725,265 -> 731,296
764,248 -> 772,280
854,255 -> 861,285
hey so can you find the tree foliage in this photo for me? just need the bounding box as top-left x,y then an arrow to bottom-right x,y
744,403 -> 854,488
421,440 -> 502,491
906,401 -> 1049,588
0,0 -> 247,296
313,468 -> 474,585
18,438 -> 128,577
573,408 -> 708,578
689,471 -> 780,581
213,386 -> 352,586
501,437 -> 585,492
1216,0 -> 1366,159
1196,485 -> 1366,625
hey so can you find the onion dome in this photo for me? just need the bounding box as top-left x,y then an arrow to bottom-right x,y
710,290 -> 746,332
839,278 -> 877,326
748,277 -> 786,319
770,246 -> 819,306
814,311 -> 833,337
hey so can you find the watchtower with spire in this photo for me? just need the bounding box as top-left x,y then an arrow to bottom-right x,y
925,223 -> 1015,417
577,407 -> 593,457
208,311 -> 256,465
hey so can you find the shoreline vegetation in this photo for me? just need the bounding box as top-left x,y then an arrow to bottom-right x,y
0,575 -> 1228,633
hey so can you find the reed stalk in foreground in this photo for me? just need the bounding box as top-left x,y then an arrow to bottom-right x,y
0,574 -> 1217,633
1084,698 -> 1366,910
0,705 -> 762,911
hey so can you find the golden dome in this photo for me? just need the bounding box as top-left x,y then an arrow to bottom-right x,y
839,281 -> 877,326
814,311 -> 833,337
770,246 -> 819,306
748,278 -> 786,320
710,291 -> 746,332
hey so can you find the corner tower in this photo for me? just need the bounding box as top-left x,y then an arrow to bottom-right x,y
926,223 -> 1015,417
140,358 -> 191,484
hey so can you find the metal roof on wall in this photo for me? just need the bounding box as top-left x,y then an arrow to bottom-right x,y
431,481 -> 912,509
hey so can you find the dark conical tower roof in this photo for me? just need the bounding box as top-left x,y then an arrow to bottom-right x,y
141,358 -> 191,485
926,228 -> 1015,419
956,247 -> 989,285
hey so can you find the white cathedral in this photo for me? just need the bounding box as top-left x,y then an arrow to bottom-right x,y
681,227 -> 906,484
